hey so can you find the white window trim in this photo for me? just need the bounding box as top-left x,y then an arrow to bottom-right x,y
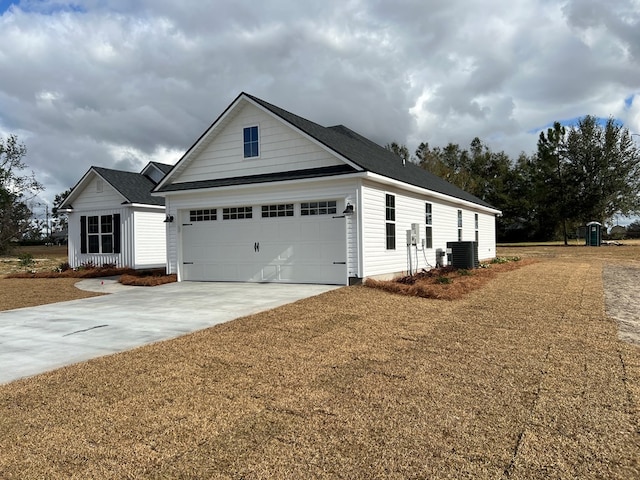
242,124 -> 260,159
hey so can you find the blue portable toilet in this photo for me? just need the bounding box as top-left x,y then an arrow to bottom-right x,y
585,221 -> 602,246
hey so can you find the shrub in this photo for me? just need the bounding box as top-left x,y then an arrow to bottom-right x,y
435,276 -> 452,284
18,253 -> 35,269
491,256 -> 520,264
57,261 -> 71,272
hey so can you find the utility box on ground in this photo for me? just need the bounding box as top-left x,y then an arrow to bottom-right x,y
585,221 -> 602,247
446,241 -> 479,269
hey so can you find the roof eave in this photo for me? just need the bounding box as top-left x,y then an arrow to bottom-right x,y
363,172 -> 502,214
157,172 -> 365,197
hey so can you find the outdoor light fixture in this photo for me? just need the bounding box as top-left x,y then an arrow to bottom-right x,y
164,215 -> 174,223
343,203 -> 354,215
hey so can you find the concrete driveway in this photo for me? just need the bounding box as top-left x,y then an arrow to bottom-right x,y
0,281 -> 340,385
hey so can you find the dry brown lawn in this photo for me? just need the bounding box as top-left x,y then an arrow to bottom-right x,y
0,246 -> 104,310
0,244 -> 639,478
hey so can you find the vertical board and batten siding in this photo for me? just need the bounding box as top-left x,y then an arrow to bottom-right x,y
360,181 -> 497,278
172,102 -> 344,184
163,178 -> 359,281
67,208 -> 133,268
66,176 -> 130,268
133,210 -> 167,268
67,174 -> 167,269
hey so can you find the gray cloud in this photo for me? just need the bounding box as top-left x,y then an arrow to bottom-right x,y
0,0 -> 639,210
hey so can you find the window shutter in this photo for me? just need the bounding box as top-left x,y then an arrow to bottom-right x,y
80,216 -> 87,254
113,214 -> 121,254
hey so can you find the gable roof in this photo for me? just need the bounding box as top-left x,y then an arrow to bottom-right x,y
61,163 -> 172,209
155,92 -> 497,210
93,167 -> 165,206
148,162 -> 173,175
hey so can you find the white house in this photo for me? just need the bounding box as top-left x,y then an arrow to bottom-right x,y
153,93 -> 501,285
59,162 -> 172,269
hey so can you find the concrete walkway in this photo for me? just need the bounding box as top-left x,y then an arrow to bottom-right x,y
0,281 -> 340,384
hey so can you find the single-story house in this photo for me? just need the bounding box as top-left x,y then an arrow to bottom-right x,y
153,92 -> 501,285
59,161 -> 172,269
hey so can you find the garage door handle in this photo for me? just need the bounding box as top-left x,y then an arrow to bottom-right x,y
254,242 -> 260,252
333,261 -> 346,264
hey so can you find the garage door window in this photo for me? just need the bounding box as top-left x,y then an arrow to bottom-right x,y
301,201 -> 337,216
190,209 -> 216,221
262,204 -> 294,218
223,206 -> 252,220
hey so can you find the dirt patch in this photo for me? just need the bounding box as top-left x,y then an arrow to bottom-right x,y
603,264 -> 640,346
0,245 -> 67,275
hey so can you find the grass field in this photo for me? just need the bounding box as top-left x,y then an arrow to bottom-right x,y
0,244 -> 639,478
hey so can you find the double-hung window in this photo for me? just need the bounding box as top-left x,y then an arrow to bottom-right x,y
425,203 -> 433,249
243,126 -> 259,158
81,214 -> 120,254
457,210 -> 463,241
385,194 -> 396,250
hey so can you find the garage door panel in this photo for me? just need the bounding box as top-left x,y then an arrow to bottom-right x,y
181,207 -> 347,284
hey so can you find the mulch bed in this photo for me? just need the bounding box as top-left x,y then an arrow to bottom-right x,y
0,251 -> 638,478
365,258 -> 536,300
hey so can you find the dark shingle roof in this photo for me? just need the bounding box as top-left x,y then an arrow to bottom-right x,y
244,93 -> 496,209
93,167 -> 165,206
158,165 -> 356,192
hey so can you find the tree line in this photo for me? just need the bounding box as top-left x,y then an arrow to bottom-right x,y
387,115 -> 640,243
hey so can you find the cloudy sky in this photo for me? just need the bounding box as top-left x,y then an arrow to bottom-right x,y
1,0 -> 639,218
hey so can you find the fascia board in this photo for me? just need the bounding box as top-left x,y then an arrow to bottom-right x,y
153,93 -> 246,192
127,203 -> 165,210
59,168 -> 127,208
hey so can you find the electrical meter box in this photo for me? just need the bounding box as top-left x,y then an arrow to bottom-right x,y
410,223 -> 421,245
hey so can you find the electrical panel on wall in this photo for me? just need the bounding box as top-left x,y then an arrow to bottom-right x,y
410,223 -> 421,245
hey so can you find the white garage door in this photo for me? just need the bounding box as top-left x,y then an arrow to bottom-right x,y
181,202 -> 347,284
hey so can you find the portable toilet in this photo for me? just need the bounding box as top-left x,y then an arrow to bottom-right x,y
585,221 -> 602,246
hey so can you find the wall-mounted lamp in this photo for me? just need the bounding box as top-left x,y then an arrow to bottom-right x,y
163,215 -> 174,223
343,203 -> 354,215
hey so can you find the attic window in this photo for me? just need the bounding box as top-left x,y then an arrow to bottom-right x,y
243,126 -> 259,158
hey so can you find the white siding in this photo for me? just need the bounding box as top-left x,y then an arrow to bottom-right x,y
172,103 -> 344,184
361,181 -> 497,278
66,175 -> 168,269
71,176 -> 125,210
478,212 -> 497,261
133,209 -> 167,269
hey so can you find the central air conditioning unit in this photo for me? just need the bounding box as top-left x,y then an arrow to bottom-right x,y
446,241 -> 479,269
